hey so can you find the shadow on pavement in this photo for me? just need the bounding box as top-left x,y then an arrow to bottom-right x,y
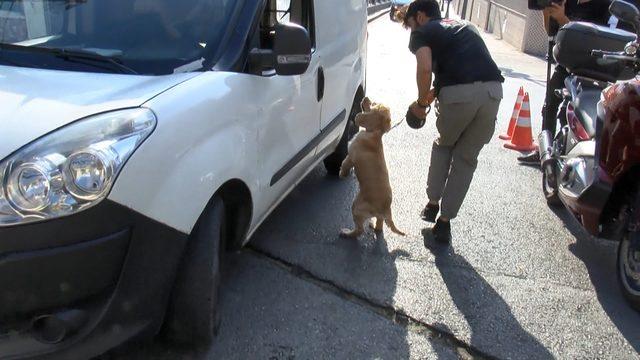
111,168 -> 421,358
209,247 -> 412,359
423,230 -> 554,358
218,168 -> 414,358
500,66 -> 546,87
551,206 -> 640,353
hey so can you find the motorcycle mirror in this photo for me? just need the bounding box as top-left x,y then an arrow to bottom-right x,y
610,0 -> 640,30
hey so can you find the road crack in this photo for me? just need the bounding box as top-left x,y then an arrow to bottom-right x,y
246,246 -> 498,360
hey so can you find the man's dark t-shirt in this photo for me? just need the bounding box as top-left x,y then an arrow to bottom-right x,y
565,0 -> 611,25
409,19 -> 504,93
551,0 -> 637,34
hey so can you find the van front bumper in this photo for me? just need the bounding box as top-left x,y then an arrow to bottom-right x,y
0,200 -> 188,359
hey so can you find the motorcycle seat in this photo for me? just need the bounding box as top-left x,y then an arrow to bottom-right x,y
573,91 -> 598,138
570,81 -> 601,138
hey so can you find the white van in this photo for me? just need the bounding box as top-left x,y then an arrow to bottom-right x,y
0,0 -> 367,357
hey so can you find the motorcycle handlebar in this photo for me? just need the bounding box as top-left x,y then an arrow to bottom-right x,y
591,50 -> 622,58
591,49 -> 639,63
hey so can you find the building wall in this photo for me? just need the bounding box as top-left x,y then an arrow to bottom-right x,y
469,0 -> 490,28
448,0 -> 547,57
523,9 -> 548,56
487,3 -> 527,50
491,0 -> 528,14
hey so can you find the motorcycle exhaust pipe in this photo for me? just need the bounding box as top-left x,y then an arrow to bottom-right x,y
31,309 -> 88,344
538,130 -> 554,167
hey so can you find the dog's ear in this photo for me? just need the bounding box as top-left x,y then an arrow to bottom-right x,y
381,111 -> 392,133
372,107 -> 392,133
361,97 -> 372,112
394,5 -> 409,24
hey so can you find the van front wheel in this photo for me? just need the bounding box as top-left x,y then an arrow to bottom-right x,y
163,196 -> 226,348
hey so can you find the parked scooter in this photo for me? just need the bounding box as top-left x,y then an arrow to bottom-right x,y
541,0 -> 640,310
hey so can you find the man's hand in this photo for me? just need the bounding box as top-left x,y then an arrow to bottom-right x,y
409,101 -> 428,120
415,88 -> 436,113
420,88 -> 436,105
546,1 -> 570,25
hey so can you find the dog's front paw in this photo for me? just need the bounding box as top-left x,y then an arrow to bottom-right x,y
340,228 -> 359,238
369,221 -> 383,233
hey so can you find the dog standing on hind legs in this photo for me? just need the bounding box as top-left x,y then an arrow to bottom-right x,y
339,97 -> 405,238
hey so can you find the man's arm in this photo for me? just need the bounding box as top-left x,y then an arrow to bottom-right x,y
415,46 -> 434,106
543,9 -> 552,34
544,0 -> 570,35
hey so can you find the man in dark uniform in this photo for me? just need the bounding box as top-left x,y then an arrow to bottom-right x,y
518,0 -> 619,164
404,0 -> 505,244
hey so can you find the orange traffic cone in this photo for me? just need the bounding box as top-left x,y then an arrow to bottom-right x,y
499,86 -> 525,140
504,93 -> 537,152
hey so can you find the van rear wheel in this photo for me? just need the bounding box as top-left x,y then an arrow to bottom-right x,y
324,98 -> 360,175
162,196 -> 226,348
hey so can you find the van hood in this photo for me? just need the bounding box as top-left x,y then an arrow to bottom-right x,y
0,65 -> 200,161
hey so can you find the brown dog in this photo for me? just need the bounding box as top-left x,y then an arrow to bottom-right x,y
339,97 -> 405,238
392,4 -> 409,24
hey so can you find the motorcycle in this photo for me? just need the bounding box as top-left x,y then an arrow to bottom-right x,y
540,0 -> 640,310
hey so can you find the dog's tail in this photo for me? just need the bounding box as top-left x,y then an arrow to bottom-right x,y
385,214 -> 406,236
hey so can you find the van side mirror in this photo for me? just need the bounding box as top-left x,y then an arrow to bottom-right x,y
610,0 -> 640,30
273,23 -> 312,75
249,23 -> 312,76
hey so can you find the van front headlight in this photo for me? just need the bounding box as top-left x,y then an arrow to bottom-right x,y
0,108 -> 156,227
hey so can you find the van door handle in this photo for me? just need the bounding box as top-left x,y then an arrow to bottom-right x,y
317,67 -> 325,102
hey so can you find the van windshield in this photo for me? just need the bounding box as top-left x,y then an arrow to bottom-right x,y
0,0 -> 241,75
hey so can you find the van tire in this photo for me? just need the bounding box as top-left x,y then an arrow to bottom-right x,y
162,196 -> 226,349
324,99 -> 360,175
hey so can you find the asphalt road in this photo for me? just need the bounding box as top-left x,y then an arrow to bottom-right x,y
118,14 -> 640,360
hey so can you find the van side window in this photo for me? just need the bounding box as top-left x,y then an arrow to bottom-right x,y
0,1 -> 64,43
259,0 -> 315,50
276,0 -> 291,23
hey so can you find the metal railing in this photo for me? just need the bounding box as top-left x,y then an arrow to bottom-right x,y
367,0 -> 392,15
449,0 -> 525,24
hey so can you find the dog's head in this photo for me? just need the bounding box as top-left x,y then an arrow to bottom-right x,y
355,97 -> 392,133
392,5 -> 410,24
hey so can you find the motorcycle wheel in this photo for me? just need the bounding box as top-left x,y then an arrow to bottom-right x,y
542,163 -> 561,206
617,193 -> 640,311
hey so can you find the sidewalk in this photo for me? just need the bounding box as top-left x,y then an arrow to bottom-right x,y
480,30 -> 548,86
441,12 -> 549,132
480,27 -> 548,133
443,11 -> 548,85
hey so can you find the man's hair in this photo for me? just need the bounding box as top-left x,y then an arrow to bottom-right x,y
402,0 -> 442,27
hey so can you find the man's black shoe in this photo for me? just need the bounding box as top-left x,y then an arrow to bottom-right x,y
432,219 -> 451,245
517,150 -> 541,165
421,203 -> 439,223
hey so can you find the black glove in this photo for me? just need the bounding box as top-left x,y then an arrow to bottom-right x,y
406,105 -> 430,129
